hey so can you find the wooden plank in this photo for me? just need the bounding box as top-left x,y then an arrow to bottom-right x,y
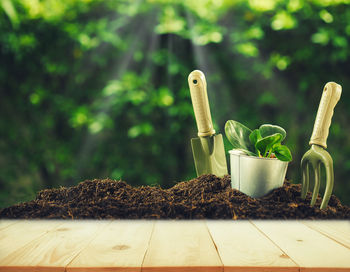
66,220 -> 154,272
206,220 -> 299,272
0,220 -> 109,272
142,221 -> 223,272
303,221 -> 350,249
0,220 -> 20,230
0,220 -> 63,264
253,221 -> 350,272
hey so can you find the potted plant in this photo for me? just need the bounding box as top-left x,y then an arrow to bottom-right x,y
225,120 -> 292,198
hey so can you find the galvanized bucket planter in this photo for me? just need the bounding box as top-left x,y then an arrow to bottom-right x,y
229,150 -> 288,198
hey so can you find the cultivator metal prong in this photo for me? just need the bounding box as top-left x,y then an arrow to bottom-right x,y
319,153 -> 334,210
301,157 -> 310,199
300,82 -> 341,210
310,161 -> 321,206
301,145 -> 335,209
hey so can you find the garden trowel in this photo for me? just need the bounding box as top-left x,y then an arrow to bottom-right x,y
188,70 -> 228,177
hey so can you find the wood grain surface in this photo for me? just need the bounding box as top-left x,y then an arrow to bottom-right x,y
252,221 -> 350,272
0,220 -> 349,272
0,220 -> 63,267
0,220 -> 108,272
0,220 -> 19,231
142,221 -> 222,272
303,220 -> 350,249
67,220 -> 154,272
207,220 -> 298,271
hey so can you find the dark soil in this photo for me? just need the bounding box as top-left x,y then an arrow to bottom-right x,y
1,174 -> 349,219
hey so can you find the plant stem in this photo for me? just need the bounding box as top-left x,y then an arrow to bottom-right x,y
268,149 -> 273,158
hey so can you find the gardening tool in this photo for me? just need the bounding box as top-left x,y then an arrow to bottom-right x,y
301,82 -> 342,210
188,70 -> 228,177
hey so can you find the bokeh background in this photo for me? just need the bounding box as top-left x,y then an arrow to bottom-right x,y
1,0 -> 350,208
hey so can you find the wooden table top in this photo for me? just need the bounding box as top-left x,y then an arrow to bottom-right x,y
0,220 -> 349,271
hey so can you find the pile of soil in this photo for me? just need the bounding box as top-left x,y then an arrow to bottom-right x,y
1,174 -> 349,219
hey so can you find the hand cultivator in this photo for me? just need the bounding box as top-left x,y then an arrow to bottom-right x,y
301,82 -> 342,210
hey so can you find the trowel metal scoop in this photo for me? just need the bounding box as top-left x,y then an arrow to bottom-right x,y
188,70 -> 228,177
301,82 -> 342,210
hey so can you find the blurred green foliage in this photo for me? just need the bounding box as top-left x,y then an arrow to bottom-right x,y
1,0 -> 350,207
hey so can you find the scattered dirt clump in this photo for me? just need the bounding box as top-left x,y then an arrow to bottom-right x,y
1,175 -> 349,219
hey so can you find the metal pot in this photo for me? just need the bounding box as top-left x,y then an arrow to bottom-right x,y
229,150 -> 288,198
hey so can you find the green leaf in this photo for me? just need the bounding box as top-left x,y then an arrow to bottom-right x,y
232,149 -> 256,156
273,144 -> 292,162
225,120 -> 254,154
256,133 -> 283,156
249,129 -> 262,145
259,124 -> 286,141
249,129 -> 262,155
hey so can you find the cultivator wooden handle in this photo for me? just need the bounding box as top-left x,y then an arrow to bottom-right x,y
188,70 -> 215,137
309,82 -> 342,148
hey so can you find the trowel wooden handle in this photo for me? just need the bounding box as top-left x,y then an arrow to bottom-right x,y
310,82 -> 342,148
188,70 -> 215,137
